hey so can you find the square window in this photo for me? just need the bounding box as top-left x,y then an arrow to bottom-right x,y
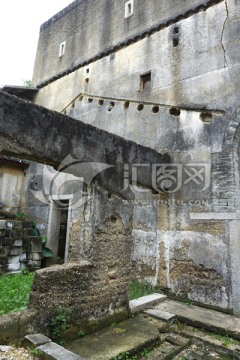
59,41 -> 66,57
140,71 -> 152,91
125,0 -> 134,18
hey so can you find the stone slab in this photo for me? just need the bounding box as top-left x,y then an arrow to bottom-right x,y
10,247 -> 22,256
129,293 -> 167,313
145,308 -> 176,322
24,333 -> 51,349
66,316 -> 162,360
13,240 -> 22,247
38,342 -> 84,360
8,255 -> 20,264
7,263 -> 21,272
0,221 -> 6,230
156,300 -> 240,340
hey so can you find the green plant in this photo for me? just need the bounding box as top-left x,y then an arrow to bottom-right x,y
41,236 -> 54,258
214,333 -> 235,348
0,272 -> 35,315
42,235 -> 48,244
111,352 -> 137,360
29,348 -> 44,359
140,348 -> 149,357
129,280 -> 158,300
186,300 -> 193,306
51,307 -> 72,344
23,79 -> 32,88
32,222 -> 40,236
20,268 -> 29,275
78,329 -> 85,337
16,212 -> 26,219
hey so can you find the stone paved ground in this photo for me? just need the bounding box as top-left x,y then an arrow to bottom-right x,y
138,330 -> 235,360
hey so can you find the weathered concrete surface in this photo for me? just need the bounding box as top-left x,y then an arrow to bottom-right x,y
66,316 -> 162,360
30,0 -> 240,317
0,91 -> 169,197
156,300 -> 240,340
24,334 -> 51,349
33,0 -> 221,87
129,293 -> 167,313
0,310 -> 37,344
38,342 -> 84,360
144,309 -> 176,322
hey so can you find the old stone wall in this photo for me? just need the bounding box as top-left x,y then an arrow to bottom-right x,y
32,0 -> 218,87
0,162 -> 26,214
32,0 -> 240,313
0,220 -> 42,273
29,185 -> 133,337
34,1 -> 237,113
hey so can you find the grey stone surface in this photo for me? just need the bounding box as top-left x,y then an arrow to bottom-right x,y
66,316 -> 162,360
0,221 -> 6,230
156,300 -> 240,340
0,91 -> 169,198
145,309 -> 176,322
33,0 -> 216,87
38,342 -> 84,360
24,333 -> 51,348
129,293 -> 167,313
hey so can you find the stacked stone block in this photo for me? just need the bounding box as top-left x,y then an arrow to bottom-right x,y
0,220 -> 43,274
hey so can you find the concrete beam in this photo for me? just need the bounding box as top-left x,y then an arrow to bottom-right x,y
0,91 -> 170,196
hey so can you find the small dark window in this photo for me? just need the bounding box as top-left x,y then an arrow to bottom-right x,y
200,112 -> 212,123
124,101 -> 130,109
140,71 -> 151,91
152,106 -> 159,114
98,99 -> 104,106
88,98 -> 93,103
169,107 -> 181,116
173,27 -> 179,34
173,38 -> 179,47
137,104 -> 144,111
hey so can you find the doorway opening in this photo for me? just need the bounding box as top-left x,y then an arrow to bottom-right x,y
47,195 -> 72,265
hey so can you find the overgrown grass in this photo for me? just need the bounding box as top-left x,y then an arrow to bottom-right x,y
0,272 -> 35,315
129,280 -> 157,300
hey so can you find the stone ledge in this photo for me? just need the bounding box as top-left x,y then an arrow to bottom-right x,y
129,293 -> 167,313
144,309 -> 176,322
24,333 -> 51,349
37,341 -> 84,360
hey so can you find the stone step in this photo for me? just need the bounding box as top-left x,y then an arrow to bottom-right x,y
145,333 -> 190,360
129,293 -> 167,313
24,333 -> 51,349
65,316 -> 164,360
155,299 -> 240,340
145,309 -> 176,323
37,342 -> 84,360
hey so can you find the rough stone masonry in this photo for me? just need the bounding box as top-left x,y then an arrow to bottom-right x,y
1,0 -> 240,331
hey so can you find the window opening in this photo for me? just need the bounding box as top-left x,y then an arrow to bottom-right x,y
140,71 -> 151,91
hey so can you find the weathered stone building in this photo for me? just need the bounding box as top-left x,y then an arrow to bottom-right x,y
1,0 -> 240,324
